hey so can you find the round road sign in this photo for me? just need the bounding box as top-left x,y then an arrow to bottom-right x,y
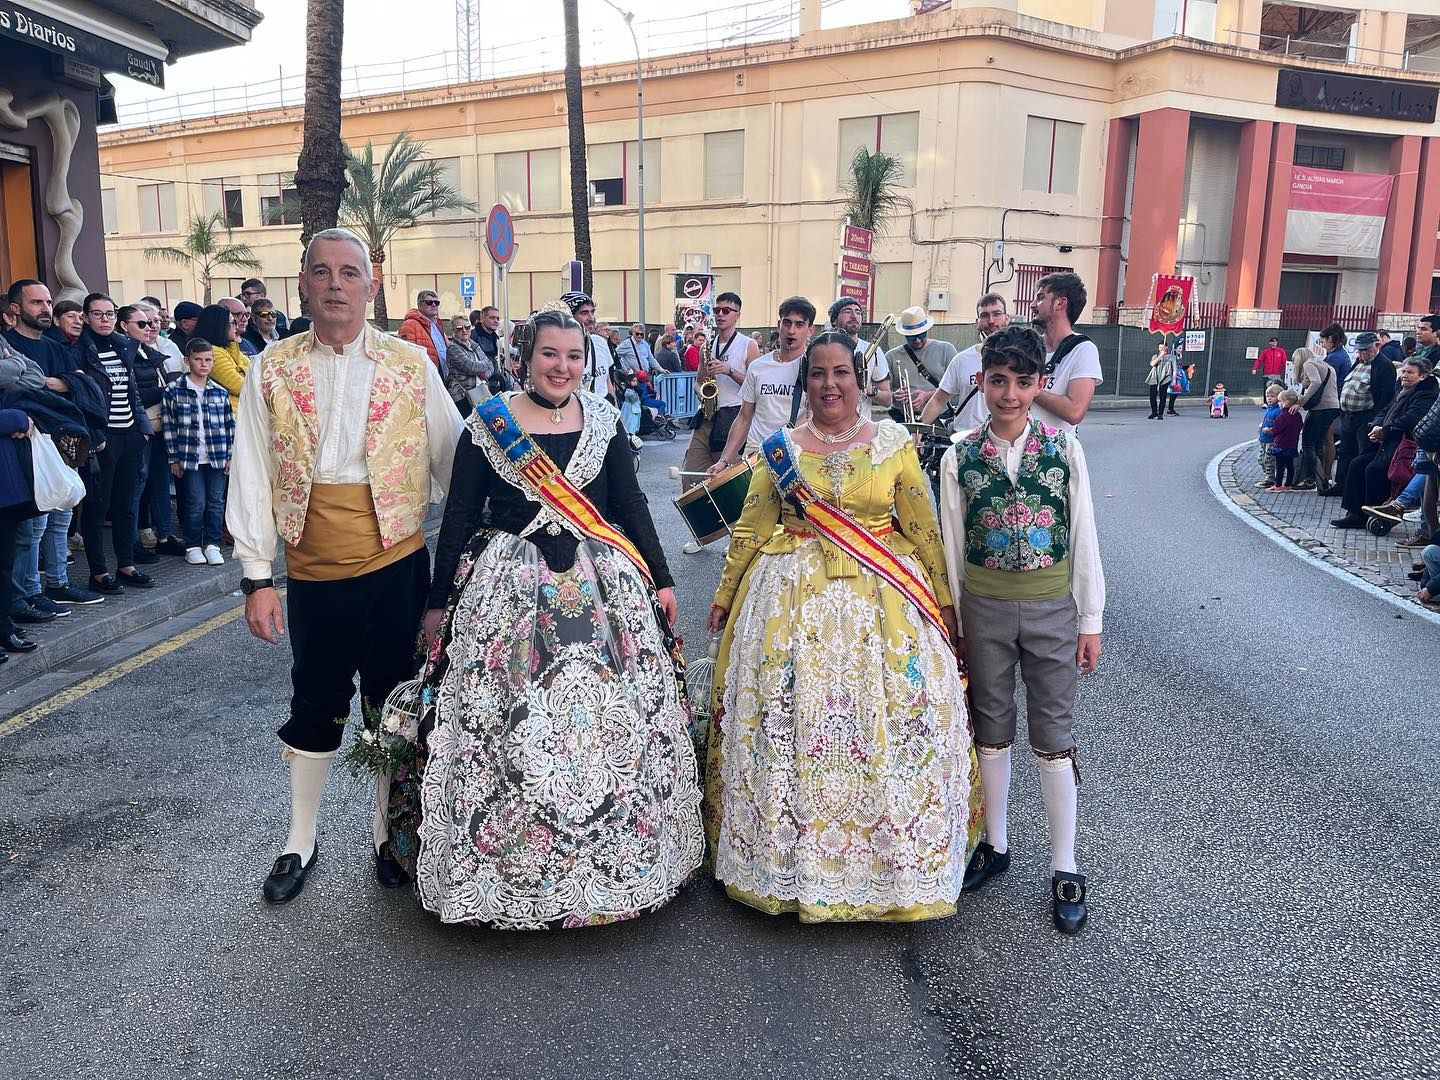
485,203 -> 516,266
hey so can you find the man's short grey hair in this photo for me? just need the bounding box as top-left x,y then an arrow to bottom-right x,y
301,227 -> 370,272
977,292 -> 1007,312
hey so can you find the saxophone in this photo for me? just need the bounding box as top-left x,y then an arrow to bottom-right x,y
693,309 -> 720,418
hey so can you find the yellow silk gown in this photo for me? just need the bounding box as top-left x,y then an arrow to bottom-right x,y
706,419 -> 982,922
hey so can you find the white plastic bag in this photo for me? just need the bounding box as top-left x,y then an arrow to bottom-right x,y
29,430 -> 85,512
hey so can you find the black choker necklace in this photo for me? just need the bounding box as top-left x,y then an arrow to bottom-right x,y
526,388 -> 573,425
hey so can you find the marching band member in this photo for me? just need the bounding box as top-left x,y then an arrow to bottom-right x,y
829,295 -> 893,409
912,295 -> 1008,432
708,297 -> 816,474
561,291 -> 613,401
704,330 -> 979,922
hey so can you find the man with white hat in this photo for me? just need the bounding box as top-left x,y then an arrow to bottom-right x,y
829,296 -> 893,409
913,293 -> 1009,432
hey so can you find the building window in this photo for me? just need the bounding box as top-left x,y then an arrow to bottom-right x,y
137,182 -> 177,233
496,149 -> 562,212
588,140 -> 660,207
405,274 -> 464,316
1155,0 -> 1218,40
1279,270 -> 1338,306
101,188 -> 119,235
837,112 -> 919,189
142,280 -> 185,310
426,158 -> 465,219
1022,117 -> 1083,195
872,263 -> 912,322
260,173 -> 299,226
107,281 -> 124,303
1294,144 -> 1346,170
704,131 -> 745,200
202,177 -> 244,228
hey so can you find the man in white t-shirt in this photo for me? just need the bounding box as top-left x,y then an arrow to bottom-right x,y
711,296 -> 816,471
830,296 -> 893,409
910,294 -> 1010,433
1029,272 -> 1103,433
561,290 -> 613,400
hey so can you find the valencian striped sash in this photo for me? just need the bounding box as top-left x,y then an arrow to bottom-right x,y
761,427 -> 950,643
475,395 -> 654,586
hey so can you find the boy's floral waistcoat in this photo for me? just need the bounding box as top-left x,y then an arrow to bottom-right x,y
259,326 -> 430,548
956,418 -> 1071,572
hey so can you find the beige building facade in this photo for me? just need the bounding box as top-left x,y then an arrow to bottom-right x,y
98,0 -> 1440,330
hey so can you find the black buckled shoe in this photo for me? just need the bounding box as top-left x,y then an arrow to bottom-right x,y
374,841 -> 411,889
262,844 -> 317,904
961,841 -> 1011,893
117,569 -> 156,589
1051,871 -> 1088,934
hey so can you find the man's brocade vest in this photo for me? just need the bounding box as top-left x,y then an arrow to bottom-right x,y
258,326 -> 430,549
957,418 -> 1070,575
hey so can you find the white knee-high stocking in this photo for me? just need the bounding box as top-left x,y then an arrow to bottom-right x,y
1036,754 -> 1078,874
372,770 -> 392,851
976,746 -> 1011,854
281,745 -> 334,864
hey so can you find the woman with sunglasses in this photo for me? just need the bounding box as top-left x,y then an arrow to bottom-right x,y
119,305 -> 185,560
703,331 -> 978,923
391,304 -> 702,929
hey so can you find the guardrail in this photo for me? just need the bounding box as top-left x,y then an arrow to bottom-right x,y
655,372 -> 698,419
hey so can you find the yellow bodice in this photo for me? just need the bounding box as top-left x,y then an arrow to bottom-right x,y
713,420 -> 952,611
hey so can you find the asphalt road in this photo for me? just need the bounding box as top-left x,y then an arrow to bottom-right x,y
1,408 -> 1436,1080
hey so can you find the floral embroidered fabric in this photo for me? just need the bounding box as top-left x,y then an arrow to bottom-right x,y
956,419 -> 1071,572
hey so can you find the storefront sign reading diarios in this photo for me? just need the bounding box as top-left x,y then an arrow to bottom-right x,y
0,3 -> 165,87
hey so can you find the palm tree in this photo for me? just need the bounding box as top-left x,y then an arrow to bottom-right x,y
842,147 -> 907,236
145,211 -> 261,304
563,0 -> 593,295
294,0 -> 348,294
271,132 -> 479,326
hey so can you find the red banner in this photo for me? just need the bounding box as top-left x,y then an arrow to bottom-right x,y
840,254 -> 873,281
842,224 -> 873,254
1146,274 -> 1192,335
1285,165 -> 1394,258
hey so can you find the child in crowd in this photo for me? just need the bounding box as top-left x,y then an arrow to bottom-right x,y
1210,382 -> 1229,418
1267,389 -> 1303,491
161,338 -> 235,566
1257,383 -> 1282,488
938,324 -> 1105,935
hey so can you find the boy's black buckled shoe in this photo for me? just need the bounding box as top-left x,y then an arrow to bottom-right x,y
961,841 -> 1011,893
1051,871 -> 1088,934
262,844 -> 317,904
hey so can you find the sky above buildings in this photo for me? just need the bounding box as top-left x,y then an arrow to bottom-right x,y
113,0 -> 911,116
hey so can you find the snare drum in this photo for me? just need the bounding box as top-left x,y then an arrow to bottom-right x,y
674,455 -> 756,546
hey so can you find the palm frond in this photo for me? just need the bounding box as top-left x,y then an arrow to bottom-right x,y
842,148 -> 907,236
146,245 -> 198,265
334,131 -> 478,252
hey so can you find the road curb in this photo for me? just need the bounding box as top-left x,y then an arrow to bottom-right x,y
0,560 -> 285,693
1207,439 -> 1440,625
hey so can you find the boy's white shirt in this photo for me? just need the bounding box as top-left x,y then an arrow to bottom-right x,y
939,421 -> 1105,637
184,374 -> 211,466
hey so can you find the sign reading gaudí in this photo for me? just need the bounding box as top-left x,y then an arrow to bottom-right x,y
0,3 -> 165,87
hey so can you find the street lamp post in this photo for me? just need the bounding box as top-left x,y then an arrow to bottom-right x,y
602,0 -> 646,332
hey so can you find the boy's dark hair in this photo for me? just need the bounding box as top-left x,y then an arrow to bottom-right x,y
716,291 -> 741,309
777,296 -> 816,325
1036,272 -> 1087,324
184,337 -> 215,357
980,325 -> 1045,376
1421,314 -> 1439,334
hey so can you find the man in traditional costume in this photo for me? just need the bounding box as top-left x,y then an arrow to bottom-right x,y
229,228 -> 463,904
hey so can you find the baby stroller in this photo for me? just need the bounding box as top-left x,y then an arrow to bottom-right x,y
624,370 -> 679,440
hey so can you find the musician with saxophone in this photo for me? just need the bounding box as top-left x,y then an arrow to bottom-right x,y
679,291 -> 760,553
830,296 -> 893,409
913,293 -> 1010,431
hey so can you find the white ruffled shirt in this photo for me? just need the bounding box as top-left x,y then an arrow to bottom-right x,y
228,328 -> 463,578
938,424 -> 1105,635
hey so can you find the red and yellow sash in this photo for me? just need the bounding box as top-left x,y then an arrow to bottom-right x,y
761,428 -> 950,643
476,395 -> 654,586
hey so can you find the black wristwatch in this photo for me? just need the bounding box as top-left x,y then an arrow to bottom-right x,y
240,577 -> 275,595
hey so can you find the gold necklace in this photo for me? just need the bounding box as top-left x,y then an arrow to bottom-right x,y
808,417 -> 864,444
525,388 -> 571,425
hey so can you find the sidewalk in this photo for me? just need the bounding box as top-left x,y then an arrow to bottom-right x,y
1217,441 -> 1422,601
0,541 -> 271,695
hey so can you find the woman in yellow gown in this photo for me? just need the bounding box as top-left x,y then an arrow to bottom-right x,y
705,332 -> 981,922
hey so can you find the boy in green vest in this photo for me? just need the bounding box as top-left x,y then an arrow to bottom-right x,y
938,324 -> 1106,934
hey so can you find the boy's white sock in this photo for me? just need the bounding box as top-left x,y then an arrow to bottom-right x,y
280,745 -> 334,864
373,770 -> 391,851
976,745 -> 1011,854
1037,753 -> 1078,874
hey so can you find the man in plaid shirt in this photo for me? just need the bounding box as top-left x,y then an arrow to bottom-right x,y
162,338 -> 235,566
1335,333 -> 1381,501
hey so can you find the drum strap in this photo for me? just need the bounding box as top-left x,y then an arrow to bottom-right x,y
759,428 -> 950,643
473,395 -> 655,586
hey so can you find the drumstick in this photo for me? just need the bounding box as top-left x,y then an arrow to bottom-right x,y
668,466 -> 713,479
